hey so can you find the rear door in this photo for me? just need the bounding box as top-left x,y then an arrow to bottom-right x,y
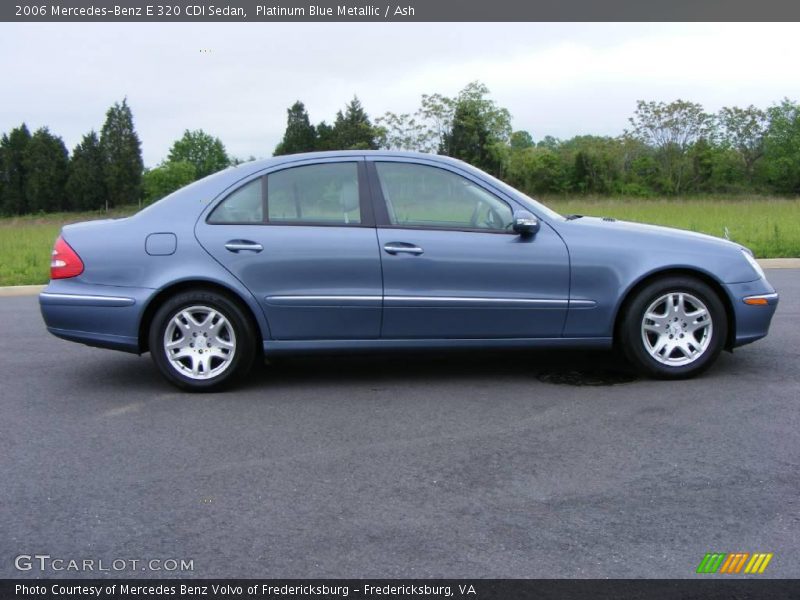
369,157 -> 570,339
195,158 -> 383,340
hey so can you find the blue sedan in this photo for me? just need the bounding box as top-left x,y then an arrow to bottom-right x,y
40,151 -> 779,391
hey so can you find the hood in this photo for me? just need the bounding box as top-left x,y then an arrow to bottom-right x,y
561,215 -> 744,253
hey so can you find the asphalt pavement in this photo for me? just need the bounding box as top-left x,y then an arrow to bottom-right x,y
1,270 -> 798,579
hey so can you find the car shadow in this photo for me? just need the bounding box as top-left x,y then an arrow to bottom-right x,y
78,344 -> 757,395
238,348 -> 640,390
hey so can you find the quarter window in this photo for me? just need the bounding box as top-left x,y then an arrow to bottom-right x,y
268,163 -> 361,225
375,162 -> 513,231
207,178 -> 263,224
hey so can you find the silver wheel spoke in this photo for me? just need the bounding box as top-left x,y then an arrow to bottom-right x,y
206,315 -> 228,333
165,337 -> 186,351
181,310 -> 203,328
209,347 -> 231,360
214,336 -> 235,350
171,347 -> 193,359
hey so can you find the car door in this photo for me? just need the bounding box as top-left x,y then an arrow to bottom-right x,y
369,158 -> 570,339
195,158 -> 383,340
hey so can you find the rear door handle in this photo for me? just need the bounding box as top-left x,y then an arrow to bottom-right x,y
225,240 -> 263,253
384,243 -> 424,256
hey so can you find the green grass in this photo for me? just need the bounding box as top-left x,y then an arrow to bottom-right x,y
543,195 -> 800,258
0,206 -> 139,286
0,197 -> 798,286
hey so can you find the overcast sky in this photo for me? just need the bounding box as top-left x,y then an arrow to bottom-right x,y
2,22 -> 799,166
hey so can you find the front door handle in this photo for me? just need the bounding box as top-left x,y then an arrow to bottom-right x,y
225,240 -> 263,253
384,243 -> 424,256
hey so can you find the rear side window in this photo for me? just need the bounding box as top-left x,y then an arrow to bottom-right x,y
268,163 -> 361,225
207,178 -> 263,224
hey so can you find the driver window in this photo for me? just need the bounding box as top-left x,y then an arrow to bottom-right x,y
375,162 -> 513,231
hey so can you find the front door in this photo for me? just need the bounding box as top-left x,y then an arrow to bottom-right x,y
369,159 -> 570,339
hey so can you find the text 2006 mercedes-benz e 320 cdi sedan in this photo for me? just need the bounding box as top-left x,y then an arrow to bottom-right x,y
39,151 -> 778,391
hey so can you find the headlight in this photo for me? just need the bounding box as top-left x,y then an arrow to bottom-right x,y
741,248 -> 765,279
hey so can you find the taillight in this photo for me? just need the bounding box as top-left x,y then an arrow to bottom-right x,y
50,236 -> 84,279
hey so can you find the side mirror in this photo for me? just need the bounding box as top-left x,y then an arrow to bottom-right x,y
512,211 -> 540,236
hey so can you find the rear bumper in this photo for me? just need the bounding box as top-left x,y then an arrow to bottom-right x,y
723,279 -> 779,348
39,280 -> 154,353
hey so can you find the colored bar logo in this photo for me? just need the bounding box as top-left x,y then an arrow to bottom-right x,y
696,552 -> 773,574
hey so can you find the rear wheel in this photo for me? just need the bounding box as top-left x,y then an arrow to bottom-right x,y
149,290 -> 255,391
620,276 -> 727,379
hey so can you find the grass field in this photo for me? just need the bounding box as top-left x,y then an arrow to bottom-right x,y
0,206 -> 138,286
543,196 -> 800,259
0,197 -> 798,286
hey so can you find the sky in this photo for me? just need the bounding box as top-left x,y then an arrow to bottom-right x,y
2,22 -> 800,167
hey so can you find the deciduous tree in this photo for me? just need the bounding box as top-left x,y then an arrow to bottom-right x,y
142,161 -> 197,205
167,129 -> 230,179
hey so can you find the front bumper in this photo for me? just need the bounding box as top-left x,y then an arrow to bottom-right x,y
39,280 -> 154,353
723,279 -> 779,348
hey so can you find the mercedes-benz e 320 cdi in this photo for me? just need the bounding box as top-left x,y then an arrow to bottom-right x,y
40,152 -> 778,391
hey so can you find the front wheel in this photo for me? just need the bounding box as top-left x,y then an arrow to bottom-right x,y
620,277 -> 728,379
149,290 -> 256,391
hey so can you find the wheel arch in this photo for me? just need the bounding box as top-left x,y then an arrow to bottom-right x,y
612,267 -> 736,351
138,279 -> 265,354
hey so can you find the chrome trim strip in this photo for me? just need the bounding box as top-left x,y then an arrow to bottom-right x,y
264,295 -> 382,307
385,296 -> 569,306
266,295 -> 381,301
39,292 -> 136,307
569,299 -> 597,308
264,295 -> 593,308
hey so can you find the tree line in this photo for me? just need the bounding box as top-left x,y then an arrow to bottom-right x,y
0,99 -> 143,215
2,85 -> 799,216
0,98 -> 237,215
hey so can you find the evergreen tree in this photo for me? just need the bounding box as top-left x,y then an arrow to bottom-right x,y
274,101 -> 317,155
23,127 -> 69,213
167,129 -> 230,179
331,96 -> 379,150
315,121 -> 337,151
66,131 -> 107,211
100,98 -> 143,209
0,124 -> 32,215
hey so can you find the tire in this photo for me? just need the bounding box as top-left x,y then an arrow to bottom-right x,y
619,276 -> 728,379
149,289 -> 256,391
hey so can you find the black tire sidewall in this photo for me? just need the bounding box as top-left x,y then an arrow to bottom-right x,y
149,290 -> 255,391
621,277 -> 728,379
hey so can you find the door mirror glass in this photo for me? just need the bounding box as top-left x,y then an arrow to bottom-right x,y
513,211 -> 540,236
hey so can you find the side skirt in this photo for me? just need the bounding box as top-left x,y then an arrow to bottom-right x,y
262,337 -> 613,357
